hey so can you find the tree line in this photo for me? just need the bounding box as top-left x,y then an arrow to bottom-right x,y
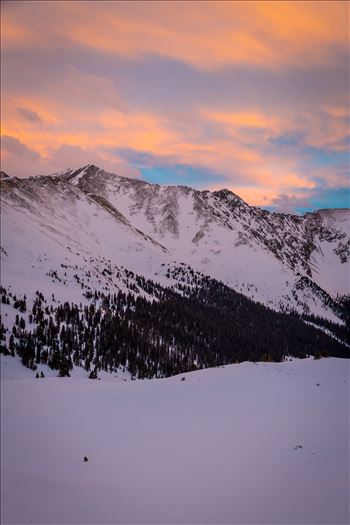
0,271 -> 348,379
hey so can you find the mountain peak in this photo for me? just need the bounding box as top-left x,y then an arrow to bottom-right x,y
80,164 -> 102,174
84,163 -> 100,170
0,171 -> 11,180
213,188 -> 245,204
53,164 -> 107,185
73,164 -> 102,178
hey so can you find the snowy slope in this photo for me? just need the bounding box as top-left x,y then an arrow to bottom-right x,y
1,354 -> 349,524
59,165 -> 350,316
1,173 -> 170,305
1,165 -> 349,321
63,166 -> 349,273
306,209 -> 350,295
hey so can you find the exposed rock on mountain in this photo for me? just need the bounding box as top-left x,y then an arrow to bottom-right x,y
1,164 -> 349,323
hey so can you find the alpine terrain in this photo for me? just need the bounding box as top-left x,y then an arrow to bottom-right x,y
1,165 -> 349,525
0,164 -> 349,378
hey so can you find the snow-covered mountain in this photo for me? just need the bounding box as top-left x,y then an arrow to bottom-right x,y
1,164 -> 348,322
2,166 -> 348,521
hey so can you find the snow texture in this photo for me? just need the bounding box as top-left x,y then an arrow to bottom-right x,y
1,355 -> 349,524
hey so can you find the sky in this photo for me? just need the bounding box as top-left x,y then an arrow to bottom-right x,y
1,1 -> 349,213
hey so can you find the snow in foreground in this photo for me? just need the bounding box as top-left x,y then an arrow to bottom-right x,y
1,356 -> 349,524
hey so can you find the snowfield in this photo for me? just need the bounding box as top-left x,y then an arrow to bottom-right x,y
1,355 -> 349,524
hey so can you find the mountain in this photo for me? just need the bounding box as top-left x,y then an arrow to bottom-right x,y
1,164 -> 348,319
0,165 -> 349,378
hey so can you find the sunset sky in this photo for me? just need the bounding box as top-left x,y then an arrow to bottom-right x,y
1,0 -> 349,212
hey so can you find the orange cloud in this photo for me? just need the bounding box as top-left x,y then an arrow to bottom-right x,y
2,1 -> 348,70
202,110 -> 280,129
1,18 -> 38,48
98,110 -> 181,152
227,186 -> 278,207
1,34 -> 347,208
322,106 -> 349,119
1,85 -> 344,207
202,106 -> 349,153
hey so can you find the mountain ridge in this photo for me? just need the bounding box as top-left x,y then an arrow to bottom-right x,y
1,164 -> 349,324
4,162 -> 349,217
1,164 -> 349,379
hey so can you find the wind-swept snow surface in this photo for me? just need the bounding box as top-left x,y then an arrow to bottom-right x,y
1,355 -> 349,524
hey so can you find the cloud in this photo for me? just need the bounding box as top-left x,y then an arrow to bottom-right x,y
1,1 -> 348,211
1,94 -> 347,207
1,135 -> 43,178
2,1 -> 348,70
269,193 -> 311,214
1,135 -> 40,160
47,144 -> 140,179
0,135 -> 140,179
17,107 -> 42,124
